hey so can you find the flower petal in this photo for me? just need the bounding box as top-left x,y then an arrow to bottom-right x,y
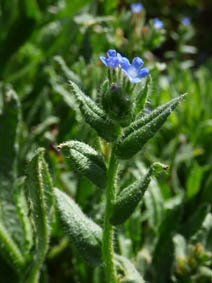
121,68 -> 140,83
130,3 -> 143,13
130,77 -> 142,83
121,68 -> 131,79
120,57 -> 130,70
117,52 -> 123,63
153,18 -> 164,29
138,67 -> 149,78
132,57 -> 144,69
109,57 -> 120,68
107,49 -> 117,57
100,56 -> 108,66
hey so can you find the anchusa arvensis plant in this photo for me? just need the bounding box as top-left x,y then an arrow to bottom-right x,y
54,49 -> 186,282
0,48 -> 185,283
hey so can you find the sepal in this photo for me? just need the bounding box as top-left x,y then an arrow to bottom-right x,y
101,83 -> 132,127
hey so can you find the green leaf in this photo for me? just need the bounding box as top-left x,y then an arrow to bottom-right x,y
152,205 -> 182,283
54,188 -> 102,265
23,148 -> 53,283
103,0 -> 118,14
0,11 -> 36,75
181,203 -> 210,239
58,141 -> 107,189
69,80 -> 120,141
101,82 -> 132,126
191,213 -> 212,247
133,75 -> 152,117
110,163 -> 168,225
14,177 -> 33,259
201,173 -> 212,204
99,79 -> 110,103
0,220 -> 25,272
115,94 -> 186,159
53,56 -> 81,85
115,254 -> 145,283
134,161 -> 164,229
186,161 -> 206,199
0,89 -> 25,251
23,0 -> 41,20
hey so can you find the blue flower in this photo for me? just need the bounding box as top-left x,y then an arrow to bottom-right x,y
153,18 -> 164,29
182,17 -> 191,25
100,49 -> 120,68
130,3 -> 143,13
120,56 -> 149,83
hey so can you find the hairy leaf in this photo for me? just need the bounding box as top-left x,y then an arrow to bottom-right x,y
58,140 -> 107,189
0,90 -> 25,251
110,163 -> 168,225
23,148 -> 53,283
54,187 -> 102,265
14,177 -> 33,258
69,80 -> 120,141
116,94 -> 186,159
133,75 -> 152,117
0,220 -> 25,272
152,205 -> 182,283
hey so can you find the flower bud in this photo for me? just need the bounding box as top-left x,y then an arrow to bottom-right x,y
101,84 -> 132,127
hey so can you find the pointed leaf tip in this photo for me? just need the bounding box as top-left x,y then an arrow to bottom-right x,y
69,80 -> 120,142
110,162 -> 166,225
58,141 -> 107,189
115,94 -> 185,159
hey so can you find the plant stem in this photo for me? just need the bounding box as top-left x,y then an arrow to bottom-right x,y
102,145 -> 118,283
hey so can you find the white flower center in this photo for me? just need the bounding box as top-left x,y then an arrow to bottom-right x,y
128,67 -> 137,78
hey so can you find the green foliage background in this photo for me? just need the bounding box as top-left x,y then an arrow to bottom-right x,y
0,0 -> 212,282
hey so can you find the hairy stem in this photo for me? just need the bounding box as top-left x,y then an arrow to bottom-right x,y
102,146 -> 118,283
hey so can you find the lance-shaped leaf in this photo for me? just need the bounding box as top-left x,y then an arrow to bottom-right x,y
54,187 -> 102,265
0,220 -> 25,272
152,204 -> 182,283
0,89 -> 26,257
116,94 -> 186,159
54,187 -> 144,276
14,177 -> 33,259
54,56 -> 81,84
57,141 -> 107,189
133,75 -> 152,117
115,254 -> 145,283
23,148 -> 53,283
69,80 -> 120,142
110,163 -> 167,225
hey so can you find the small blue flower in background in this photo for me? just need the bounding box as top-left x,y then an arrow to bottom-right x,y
130,3 -> 143,13
100,49 -> 120,68
144,107 -> 152,114
120,56 -> 149,83
153,18 -> 164,29
182,17 -> 191,25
